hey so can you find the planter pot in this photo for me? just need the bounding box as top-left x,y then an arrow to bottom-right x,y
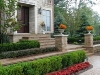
88,30 -> 92,34
41,27 -> 45,34
58,29 -> 65,35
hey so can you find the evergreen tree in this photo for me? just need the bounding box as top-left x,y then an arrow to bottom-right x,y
54,12 -> 63,33
76,12 -> 90,37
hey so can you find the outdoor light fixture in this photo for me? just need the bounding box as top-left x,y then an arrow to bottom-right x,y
38,7 -> 42,14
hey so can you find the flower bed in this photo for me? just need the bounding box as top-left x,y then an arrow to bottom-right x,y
46,62 -> 90,75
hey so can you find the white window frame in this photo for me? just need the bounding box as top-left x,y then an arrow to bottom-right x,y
42,9 -> 51,32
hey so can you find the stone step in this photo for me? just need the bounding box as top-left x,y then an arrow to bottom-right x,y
40,44 -> 55,48
40,42 -> 55,46
39,38 -> 55,43
38,38 -> 55,48
86,52 -> 94,56
84,50 -> 94,56
29,34 -> 51,38
22,34 -> 51,40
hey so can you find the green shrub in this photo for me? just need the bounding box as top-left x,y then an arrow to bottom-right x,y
94,36 -> 100,41
0,47 -> 58,59
0,33 -> 10,44
0,40 -> 40,53
8,66 -> 24,75
68,37 -> 84,43
73,42 -> 78,45
0,50 -> 86,75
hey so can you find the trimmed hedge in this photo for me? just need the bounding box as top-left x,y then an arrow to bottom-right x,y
0,47 -> 58,59
0,50 -> 86,75
68,36 -> 100,44
94,36 -> 100,41
0,40 -> 40,52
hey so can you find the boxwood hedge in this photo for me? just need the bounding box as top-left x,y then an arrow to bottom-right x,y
0,50 -> 86,75
0,40 -> 40,53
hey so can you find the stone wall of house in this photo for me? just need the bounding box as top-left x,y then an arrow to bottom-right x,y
37,0 -> 54,33
29,6 -> 35,34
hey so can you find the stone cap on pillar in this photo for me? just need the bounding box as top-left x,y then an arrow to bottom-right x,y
54,35 -> 68,37
84,34 -> 93,36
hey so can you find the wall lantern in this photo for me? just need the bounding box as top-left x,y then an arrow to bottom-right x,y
38,7 -> 42,14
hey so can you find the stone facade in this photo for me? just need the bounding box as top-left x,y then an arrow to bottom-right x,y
17,0 -> 54,34
7,0 -> 54,42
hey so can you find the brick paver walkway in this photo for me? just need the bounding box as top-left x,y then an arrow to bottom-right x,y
80,53 -> 100,75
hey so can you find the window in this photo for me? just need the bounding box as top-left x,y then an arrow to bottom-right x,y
42,10 -> 51,32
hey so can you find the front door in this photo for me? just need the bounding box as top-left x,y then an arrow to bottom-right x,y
18,6 -> 29,33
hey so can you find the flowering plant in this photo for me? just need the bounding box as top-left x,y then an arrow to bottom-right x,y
86,26 -> 94,30
41,21 -> 45,27
46,62 -> 90,75
59,24 -> 67,29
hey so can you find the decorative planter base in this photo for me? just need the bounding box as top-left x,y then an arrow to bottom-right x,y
88,30 -> 92,34
58,29 -> 64,35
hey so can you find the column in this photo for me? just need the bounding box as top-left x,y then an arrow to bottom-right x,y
54,35 -> 68,51
84,34 -> 93,47
84,34 -> 94,52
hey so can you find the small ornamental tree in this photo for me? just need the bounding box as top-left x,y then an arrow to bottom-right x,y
0,0 -> 22,34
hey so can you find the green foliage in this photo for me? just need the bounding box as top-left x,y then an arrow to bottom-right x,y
76,12 -> 90,37
0,33 -> 10,44
0,0 -> 22,33
68,37 -> 84,44
0,40 -> 40,53
73,42 -> 78,45
54,0 -> 64,5
8,66 -> 24,75
94,36 -> 100,41
0,47 -> 58,59
0,50 -> 86,75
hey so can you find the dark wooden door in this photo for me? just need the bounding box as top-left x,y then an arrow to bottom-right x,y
18,6 -> 29,33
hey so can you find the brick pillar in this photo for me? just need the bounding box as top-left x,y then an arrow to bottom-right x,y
84,34 -> 93,47
54,35 -> 68,51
